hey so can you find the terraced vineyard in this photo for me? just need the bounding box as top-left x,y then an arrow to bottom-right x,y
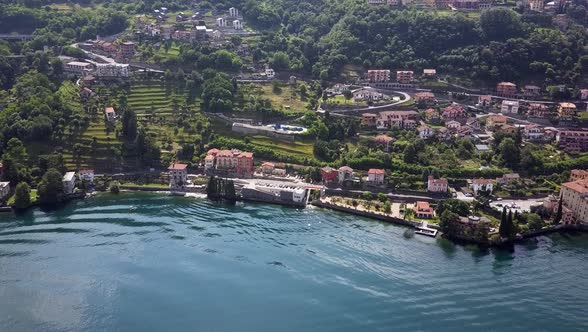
126,80 -> 200,119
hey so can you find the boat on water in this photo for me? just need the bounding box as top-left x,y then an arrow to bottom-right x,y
415,222 -> 438,238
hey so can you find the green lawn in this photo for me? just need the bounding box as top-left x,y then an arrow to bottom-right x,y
7,189 -> 37,206
249,135 -> 314,158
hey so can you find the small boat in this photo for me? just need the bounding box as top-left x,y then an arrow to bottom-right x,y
129,206 -> 137,211
415,223 -> 438,238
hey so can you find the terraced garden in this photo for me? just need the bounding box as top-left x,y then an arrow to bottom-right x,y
127,80 -> 200,118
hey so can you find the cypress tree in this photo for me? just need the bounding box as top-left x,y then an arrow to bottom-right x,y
554,198 -> 563,224
507,210 -> 514,240
499,207 -> 507,237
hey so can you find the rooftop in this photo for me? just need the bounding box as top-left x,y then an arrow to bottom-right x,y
168,163 -> 188,170
63,171 -> 76,182
562,179 -> 588,194
368,169 -> 385,175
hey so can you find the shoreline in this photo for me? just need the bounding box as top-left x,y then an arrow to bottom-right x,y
7,190 -> 588,248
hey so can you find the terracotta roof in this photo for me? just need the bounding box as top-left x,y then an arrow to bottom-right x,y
368,169 -> 385,175
562,180 -> 588,194
205,155 -> 215,161
473,178 -> 493,185
374,135 -> 394,143
262,162 -> 275,167
571,169 -> 588,177
428,176 -> 448,185
104,107 -> 115,114
498,82 -> 516,87
168,163 -> 188,170
338,166 -> 353,172
559,102 -> 576,109
238,152 -> 253,158
207,148 -> 220,155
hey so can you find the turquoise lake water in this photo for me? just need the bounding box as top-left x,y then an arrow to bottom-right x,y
0,192 -> 587,331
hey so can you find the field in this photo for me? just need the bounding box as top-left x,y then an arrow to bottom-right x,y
127,80 -> 200,117
246,83 -> 309,114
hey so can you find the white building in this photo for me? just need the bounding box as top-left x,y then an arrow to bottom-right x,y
501,100 -> 520,114
418,125 -> 434,139
0,181 -> 10,201
204,155 -> 215,170
64,61 -> 94,75
104,107 -> 116,123
168,163 -> 188,189
78,169 -> 95,183
229,7 -> 239,17
216,17 -> 226,27
367,169 -> 385,185
427,176 -> 448,193
95,63 -> 129,78
338,166 -> 354,183
233,20 -> 243,30
63,172 -> 76,194
265,68 -> 275,79
471,179 -> 493,195
212,30 -> 224,40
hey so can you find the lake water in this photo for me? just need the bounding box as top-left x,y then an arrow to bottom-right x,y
0,193 -> 587,331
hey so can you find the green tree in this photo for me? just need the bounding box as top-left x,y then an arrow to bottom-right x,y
498,138 -> 520,169
527,213 -> 544,231
2,138 -> 28,164
13,182 -> 30,209
121,109 -> 138,140
377,193 -> 388,203
554,198 -> 563,224
343,89 -> 352,101
271,51 -> 290,71
383,201 -> 391,214
37,168 -> 64,206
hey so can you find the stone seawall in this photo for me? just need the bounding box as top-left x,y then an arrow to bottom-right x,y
311,200 -> 420,228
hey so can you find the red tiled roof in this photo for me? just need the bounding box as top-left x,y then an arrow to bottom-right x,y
207,148 -> 220,155
168,163 -> 188,170
368,169 -> 385,175
562,179 -> 588,193
473,178 -> 493,185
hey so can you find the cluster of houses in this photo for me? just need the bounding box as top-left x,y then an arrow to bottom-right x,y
365,69 -> 436,84
367,0 -> 565,14
62,169 -> 96,194
320,166 -> 386,187
135,7 -> 245,43
204,149 -> 254,178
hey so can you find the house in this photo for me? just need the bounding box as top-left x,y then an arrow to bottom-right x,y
436,127 -> 452,141
64,61 -> 94,75
496,82 -> 517,97
501,100 -> 520,114
466,117 -> 480,131
236,152 -> 254,178
524,85 -> 541,97
423,69 -> 436,77
496,124 -> 517,134
63,171 -> 76,194
471,178 -> 493,195
497,173 -> 520,185
265,68 -> 275,79
478,95 -> 492,107
557,130 -> 588,153
442,104 -> 468,124
427,176 -> 448,193
374,135 -> 395,152
580,89 -> 588,100
445,120 -> 461,131
560,179 -> 588,223
82,75 -> 96,86
104,107 -> 116,123
418,124 -> 434,139
216,17 -> 226,27
528,0 -> 544,11
376,111 -> 418,129
204,154 -> 216,171
367,169 -> 385,185
168,163 -> 188,189
415,92 -> 435,104
233,20 -> 243,30
486,114 -> 507,128
475,144 -> 490,152
457,125 -> 473,138
414,201 -> 434,219
95,63 -> 129,77
119,41 -> 135,59
321,167 -> 339,184
367,70 -> 390,82
229,7 -> 239,17
425,108 -> 440,122
78,169 -> 95,183
527,103 -> 550,118
353,88 -> 383,102
558,102 -> 577,120
368,0 -> 387,4
261,162 -> 275,175
80,87 -> 95,99
524,124 -> 544,140
396,71 -> 414,84
571,169 -> 588,181
338,166 -> 354,183
362,113 -> 378,127
0,181 -> 10,201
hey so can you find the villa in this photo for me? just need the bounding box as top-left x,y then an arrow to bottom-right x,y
414,201 -> 434,219
367,169 -> 385,186
63,171 -> 76,194
471,178 -> 493,195
427,176 -> 448,193
168,163 -> 188,189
